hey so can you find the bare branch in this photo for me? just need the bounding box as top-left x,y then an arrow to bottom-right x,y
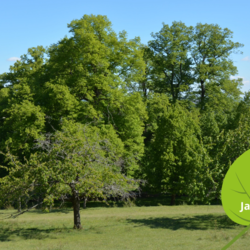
0,201 -> 44,220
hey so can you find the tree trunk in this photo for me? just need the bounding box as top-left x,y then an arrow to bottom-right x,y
83,197 -> 87,209
171,65 -> 175,103
73,195 -> 82,229
170,194 -> 176,206
18,197 -> 21,212
70,176 -> 82,229
200,80 -> 205,111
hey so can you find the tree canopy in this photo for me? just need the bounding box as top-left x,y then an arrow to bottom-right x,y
0,119 -> 142,228
0,14 -> 248,226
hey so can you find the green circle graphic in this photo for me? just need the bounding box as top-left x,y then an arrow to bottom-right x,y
222,149 -> 250,225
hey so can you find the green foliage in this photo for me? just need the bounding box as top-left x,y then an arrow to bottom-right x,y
148,21 -> 194,103
190,23 -> 243,111
0,119 -> 140,210
144,21 -> 243,112
0,14 -> 147,178
141,93 -> 235,204
142,97 -> 204,202
0,14 -> 247,208
0,80 -> 46,166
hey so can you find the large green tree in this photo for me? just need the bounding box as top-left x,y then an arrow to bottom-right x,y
140,94 -> 222,204
0,46 -> 48,175
0,119 -> 141,229
0,14 -> 147,177
147,21 -> 194,104
188,23 -> 243,112
144,21 -> 243,112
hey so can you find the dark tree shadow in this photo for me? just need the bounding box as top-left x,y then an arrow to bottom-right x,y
0,227 -> 60,242
127,214 -> 242,231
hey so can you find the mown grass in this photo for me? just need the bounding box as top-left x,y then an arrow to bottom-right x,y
0,204 -> 249,250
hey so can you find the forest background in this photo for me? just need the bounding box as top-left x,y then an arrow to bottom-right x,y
1,1 -> 250,230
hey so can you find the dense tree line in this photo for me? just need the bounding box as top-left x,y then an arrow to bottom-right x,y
0,14 -> 249,228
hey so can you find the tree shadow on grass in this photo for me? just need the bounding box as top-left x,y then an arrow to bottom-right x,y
127,214 -> 242,231
0,228 -> 54,242
0,226 -> 73,242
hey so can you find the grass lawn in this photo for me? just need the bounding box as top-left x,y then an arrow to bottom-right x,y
0,205 -> 249,250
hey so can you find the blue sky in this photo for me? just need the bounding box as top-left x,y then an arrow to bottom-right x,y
1,0 -> 250,96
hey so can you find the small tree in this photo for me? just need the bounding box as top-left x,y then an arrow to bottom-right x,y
0,119 -> 141,229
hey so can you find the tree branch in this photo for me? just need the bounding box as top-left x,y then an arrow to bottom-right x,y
1,200 -> 44,220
